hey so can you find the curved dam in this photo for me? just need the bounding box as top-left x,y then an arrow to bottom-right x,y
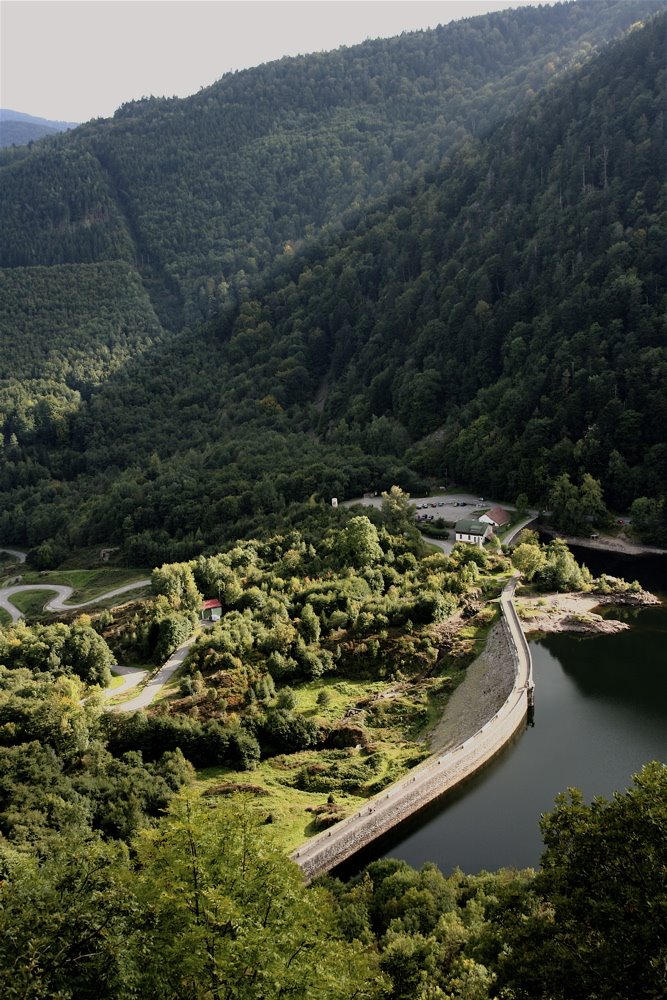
291,576 -> 533,881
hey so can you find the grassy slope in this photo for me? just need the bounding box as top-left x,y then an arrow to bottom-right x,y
194,599 -> 503,852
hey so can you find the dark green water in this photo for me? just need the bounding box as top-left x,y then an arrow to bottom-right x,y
339,549 -> 667,876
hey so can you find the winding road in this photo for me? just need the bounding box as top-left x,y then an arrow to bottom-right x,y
105,635 -> 196,713
0,548 -> 197,712
291,573 -> 534,881
0,582 -> 194,714
0,547 -> 28,564
0,579 -> 152,623
99,663 -> 149,701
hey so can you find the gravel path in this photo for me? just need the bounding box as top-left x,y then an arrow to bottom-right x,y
101,665 -> 149,701
105,636 -> 196,713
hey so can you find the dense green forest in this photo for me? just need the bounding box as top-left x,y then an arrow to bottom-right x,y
2,1 -> 660,322
231,12 -> 667,511
0,6 -> 664,560
1,511 -> 664,997
1,752 -> 665,997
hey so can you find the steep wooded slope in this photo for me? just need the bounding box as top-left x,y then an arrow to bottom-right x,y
0,5 -> 665,558
212,13 -> 666,510
1,0 -> 662,326
5,0 -> 659,518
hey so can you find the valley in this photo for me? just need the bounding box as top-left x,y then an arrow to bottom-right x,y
1,3 -> 666,997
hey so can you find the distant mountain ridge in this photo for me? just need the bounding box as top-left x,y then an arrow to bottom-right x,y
0,109 -> 79,147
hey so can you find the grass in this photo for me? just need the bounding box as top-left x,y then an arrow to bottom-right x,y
192,572 -> 511,850
0,607 -> 13,627
151,664 -> 188,704
192,650 -> 484,852
92,585 -> 153,609
103,662 -> 153,703
8,590 -> 55,617
197,758 -> 368,852
18,568 -> 149,603
516,605 -> 543,619
192,565 -> 513,851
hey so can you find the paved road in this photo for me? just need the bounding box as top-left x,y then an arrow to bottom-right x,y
503,515 -> 538,546
0,579 -> 151,622
101,664 -> 150,701
348,490 -> 489,515
349,495 -> 539,554
291,573 -> 533,881
0,548 -> 27,564
106,635 -> 196,713
0,561 -> 194,713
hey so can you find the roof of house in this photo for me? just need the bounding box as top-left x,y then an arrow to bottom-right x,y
484,506 -> 511,525
455,518 -> 488,536
201,598 -> 222,610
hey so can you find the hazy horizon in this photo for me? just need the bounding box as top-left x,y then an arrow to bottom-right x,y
1,1 -> 555,124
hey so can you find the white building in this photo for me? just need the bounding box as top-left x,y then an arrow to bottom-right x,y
455,518 -> 492,547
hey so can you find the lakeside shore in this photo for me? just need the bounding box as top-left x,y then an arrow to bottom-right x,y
540,527 -> 667,557
515,586 -> 660,637
428,579 -> 661,749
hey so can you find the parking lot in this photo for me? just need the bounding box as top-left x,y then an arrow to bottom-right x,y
412,496 -> 481,522
346,492 -> 493,553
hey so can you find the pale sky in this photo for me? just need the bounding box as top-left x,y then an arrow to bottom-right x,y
1,1 -> 555,124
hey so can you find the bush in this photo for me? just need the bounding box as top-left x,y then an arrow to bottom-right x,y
276,687 -> 297,710
255,709 -> 319,755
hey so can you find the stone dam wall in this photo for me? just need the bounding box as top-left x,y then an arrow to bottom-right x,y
292,577 -> 533,881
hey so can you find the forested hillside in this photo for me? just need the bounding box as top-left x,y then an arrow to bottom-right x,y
2,1 -> 660,324
1,511 -> 664,997
234,12 -> 667,510
0,3 -> 665,561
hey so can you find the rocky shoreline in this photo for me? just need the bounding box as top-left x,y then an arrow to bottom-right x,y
427,583 -> 661,750
515,585 -> 660,637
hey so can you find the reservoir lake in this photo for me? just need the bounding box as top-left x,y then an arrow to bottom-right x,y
341,546 -> 667,876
